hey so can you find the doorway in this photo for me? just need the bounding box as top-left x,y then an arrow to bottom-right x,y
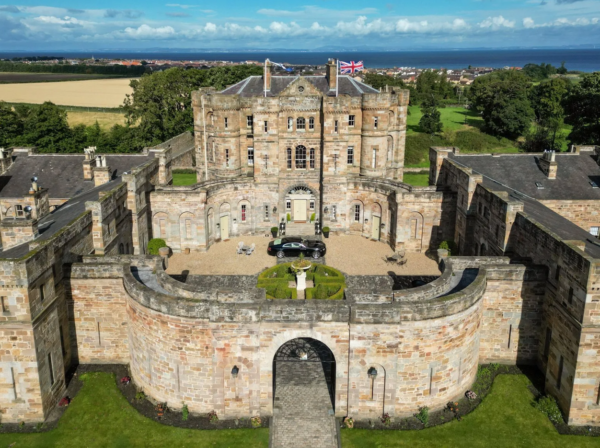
293,200 -> 307,222
220,216 -> 229,240
372,215 -> 381,240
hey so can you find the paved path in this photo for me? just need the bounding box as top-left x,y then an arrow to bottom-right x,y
270,361 -> 338,448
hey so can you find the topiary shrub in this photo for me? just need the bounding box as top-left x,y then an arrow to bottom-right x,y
147,238 -> 167,255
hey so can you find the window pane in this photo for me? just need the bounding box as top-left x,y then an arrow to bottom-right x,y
347,147 -> 354,165
297,117 -> 305,130
295,146 -> 306,169
287,148 -> 292,169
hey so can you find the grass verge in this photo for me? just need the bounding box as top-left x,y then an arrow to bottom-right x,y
0,372 -> 268,448
172,172 -> 198,186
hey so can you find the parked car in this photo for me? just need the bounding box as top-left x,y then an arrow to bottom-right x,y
267,237 -> 327,259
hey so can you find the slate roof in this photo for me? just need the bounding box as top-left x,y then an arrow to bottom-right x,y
220,75 -> 379,97
0,152 -> 155,199
449,152 -> 600,200
450,153 -> 600,259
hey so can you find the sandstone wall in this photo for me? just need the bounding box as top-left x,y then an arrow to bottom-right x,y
541,200 -> 600,235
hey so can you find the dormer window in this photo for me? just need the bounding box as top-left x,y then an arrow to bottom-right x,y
297,117 -> 305,130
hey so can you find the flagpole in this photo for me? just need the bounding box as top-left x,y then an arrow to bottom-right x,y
336,59 -> 339,98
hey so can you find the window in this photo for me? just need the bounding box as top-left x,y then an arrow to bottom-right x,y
297,117 -> 305,130
309,117 -> 315,130
286,200 -> 291,210
309,148 -> 315,169
347,147 -> 354,165
224,117 -> 229,129
60,326 -> 66,356
241,205 -> 247,223
247,116 -> 253,128
557,356 -> 564,390
287,148 -> 292,169
288,117 -> 293,131
591,226 -> 599,237
264,121 -> 268,133
568,287 -> 574,304
295,146 -> 307,169
334,120 -> 338,134
332,205 -> 337,220
374,117 -> 379,129
310,200 -> 315,210
555,265 -> 561,281
349,115 -> 355,127
1,296 -> 7,313
225,149 -> 230,167
372,148 -> 377,169
15,205 -> 23,217
354,204 -> 360,222
48,353 -> 54,386
247,147 -> 254,166
264,205 -> 269,220
39,284 -> 45,302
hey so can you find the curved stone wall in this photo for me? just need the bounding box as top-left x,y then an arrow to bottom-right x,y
123,255 -> 487,419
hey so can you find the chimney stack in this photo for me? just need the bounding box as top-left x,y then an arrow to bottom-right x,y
539,150 -> 558,180
326,58 -> 338,91
264,59 -> 273,94
83,146 -> 97,180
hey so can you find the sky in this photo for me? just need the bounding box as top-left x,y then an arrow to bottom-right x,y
0,0 -> 600,51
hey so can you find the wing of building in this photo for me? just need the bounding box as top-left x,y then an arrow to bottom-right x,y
0,59 -> 599,429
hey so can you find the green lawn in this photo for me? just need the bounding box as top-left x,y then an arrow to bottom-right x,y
0,372 -> 268,448
343,374 -> 597,448
172,171 -> 198,186
403,173 -> 429,187
407,105 -> 484,134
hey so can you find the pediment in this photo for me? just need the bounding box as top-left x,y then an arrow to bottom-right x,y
278,76 -> 323,97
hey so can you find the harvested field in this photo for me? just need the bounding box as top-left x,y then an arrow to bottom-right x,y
67,111 -> 127,130
0,78 -> 134,107
0,72 -> 121,83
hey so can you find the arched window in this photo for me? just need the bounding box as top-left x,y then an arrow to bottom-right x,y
297,117 -> 306,130
295,146 -> 307,169
309,148 -> 315,169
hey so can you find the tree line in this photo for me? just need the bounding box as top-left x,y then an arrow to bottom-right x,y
0,61 -> 149,77
0,65 -> 263,153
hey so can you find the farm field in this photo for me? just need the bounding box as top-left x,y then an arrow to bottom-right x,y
0,73 -> 121,83
0,78 -> 134,107
67,111 -> 127,130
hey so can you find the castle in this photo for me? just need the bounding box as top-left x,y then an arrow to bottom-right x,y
0,59 -> 599,429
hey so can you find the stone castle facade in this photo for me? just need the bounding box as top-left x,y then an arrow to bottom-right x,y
0,60 -> 600,428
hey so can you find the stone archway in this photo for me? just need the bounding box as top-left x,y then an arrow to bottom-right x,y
271,337 -> 338,448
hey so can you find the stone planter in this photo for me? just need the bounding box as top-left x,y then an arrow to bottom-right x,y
291,261 -> 312,293
158,246 -> 170,269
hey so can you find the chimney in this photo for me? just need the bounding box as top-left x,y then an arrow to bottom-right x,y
539,150 -> 557,179
93,155 -> 111,186
83,146 -> 97,180
326,58 -> 338,91
264,59 -> 273,93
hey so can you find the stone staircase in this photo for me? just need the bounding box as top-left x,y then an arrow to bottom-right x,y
270,362 -> 339,448
284,222 -> 316,237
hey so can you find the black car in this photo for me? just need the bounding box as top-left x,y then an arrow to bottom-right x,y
267,237 -> 327,259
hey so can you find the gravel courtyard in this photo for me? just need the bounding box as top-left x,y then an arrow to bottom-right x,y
324,234 -> 441,276
166,234 -> 440,277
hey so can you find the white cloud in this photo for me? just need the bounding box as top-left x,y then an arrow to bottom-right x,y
521,16 -> 599,28
523,17 -> 535,28
479,16 -> 515,29
257,6 -> 378,19
123,24 -> 176,39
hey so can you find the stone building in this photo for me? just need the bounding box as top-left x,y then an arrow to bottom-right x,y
0,60 -> 600,430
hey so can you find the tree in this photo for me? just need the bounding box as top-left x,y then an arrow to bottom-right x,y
21,102 -> 72,152
469,70 -> 534,139
419,95 -> 443,134
564,72 -> 600,145
0,101 -> 23,147
123,65 -> 262,149
363,73 -> 405,90
557,61 -> 568,75
526,78 -> 569,151
522,63 -> 558,82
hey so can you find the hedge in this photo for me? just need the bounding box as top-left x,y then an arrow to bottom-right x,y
258,262 -> 345,300
147,238 -> 167,255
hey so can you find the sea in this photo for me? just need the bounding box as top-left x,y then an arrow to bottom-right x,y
2,49 -> 600,72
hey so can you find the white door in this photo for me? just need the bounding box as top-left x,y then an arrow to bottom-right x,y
220,216 -> 229,240
372,215 -> 381,240
293,200 -> 307,222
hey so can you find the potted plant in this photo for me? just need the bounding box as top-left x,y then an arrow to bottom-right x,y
322,226 -> 330,238
286,213 -> 291,222
271,226 -> 279,238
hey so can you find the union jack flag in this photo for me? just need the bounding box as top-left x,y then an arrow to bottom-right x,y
340,61 -> 364,74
